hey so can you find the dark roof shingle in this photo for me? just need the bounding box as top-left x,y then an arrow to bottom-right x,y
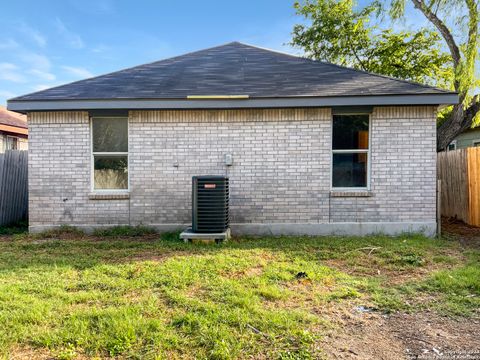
11,42 -> 453,102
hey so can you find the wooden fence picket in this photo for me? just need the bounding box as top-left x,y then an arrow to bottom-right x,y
437,147 -> 480,227
0,150 -> 28,226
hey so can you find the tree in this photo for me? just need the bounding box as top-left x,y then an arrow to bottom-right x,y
292,0 -> 479,150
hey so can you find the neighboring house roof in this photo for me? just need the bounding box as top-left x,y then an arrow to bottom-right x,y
0,106 -> 28,135
0,106 -> 27,128
8,42 -> 458,112
461,126 -> 480,133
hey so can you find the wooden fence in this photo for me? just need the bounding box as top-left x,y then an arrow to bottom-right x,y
437,147 -> 480,226
0,150 -> 28,226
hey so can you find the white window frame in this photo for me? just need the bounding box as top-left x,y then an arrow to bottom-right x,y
90,116 -> 129,193
447,140 -> 457,151
472,139 -> 480,147
331,113 -> 371,191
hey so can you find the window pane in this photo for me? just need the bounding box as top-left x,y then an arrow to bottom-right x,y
333,115 -> 369,150
92,118 -> 128,152
332,153 -> 368,188
94,156 -> 128,190
6,137 -> 18,150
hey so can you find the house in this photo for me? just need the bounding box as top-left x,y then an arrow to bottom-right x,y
7,42 -> 458,235
447,127 -> 480,150
0,106 -> 28,152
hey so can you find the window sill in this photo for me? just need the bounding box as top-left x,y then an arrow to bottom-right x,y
330,190 -> 373,198
88,193 -> 130,200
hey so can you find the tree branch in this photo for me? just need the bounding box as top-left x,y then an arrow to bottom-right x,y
350,45 -> 368,71
410,0 -> 461,68
347,36 -> 368,71
465,95 -> 480,124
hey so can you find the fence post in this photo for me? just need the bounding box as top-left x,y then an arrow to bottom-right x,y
437,179 -> 441,237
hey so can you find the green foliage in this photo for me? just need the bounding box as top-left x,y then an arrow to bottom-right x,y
437,106 -> 453,128
396,252 -> 425,266
292,0 -> 378,67
365,30 -> 453,88
0,233 -> 475,358
389,0 -> 479,96
292,0 -> 454,86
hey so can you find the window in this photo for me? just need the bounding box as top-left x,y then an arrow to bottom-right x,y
447,141 -> 457,151
473,140 -> 480,147
91,117 -> 128,191
6,136 -> 18,150
332,114 -> 370,189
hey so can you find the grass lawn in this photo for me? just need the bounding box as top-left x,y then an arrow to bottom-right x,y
0,226 -> 478,359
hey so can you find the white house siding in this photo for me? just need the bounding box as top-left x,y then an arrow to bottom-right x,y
27,106 -> 437,235
451,128 -> 480,149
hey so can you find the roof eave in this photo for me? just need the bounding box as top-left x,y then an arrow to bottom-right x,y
0,124 -> 28,135
7,93 -> 459,113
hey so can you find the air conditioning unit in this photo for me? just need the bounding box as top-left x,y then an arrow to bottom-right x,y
192,176 -> 229,233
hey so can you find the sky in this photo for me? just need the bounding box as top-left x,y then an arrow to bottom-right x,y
0,0 -> 306,106
0,0 -> 441,107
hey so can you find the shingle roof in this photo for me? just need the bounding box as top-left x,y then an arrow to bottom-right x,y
0,106 -> 27,128
11,42 -> 453,102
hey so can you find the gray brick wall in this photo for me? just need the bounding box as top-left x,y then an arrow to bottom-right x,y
28,112 -> 130,227
330,107 -> 437,222
28,106 -> 437,233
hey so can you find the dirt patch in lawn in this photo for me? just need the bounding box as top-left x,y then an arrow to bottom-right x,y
442,217 -> 480,249
11,347 -> 93,360
322,258 -> 458,287
123,251 -> 178,263
9,346 -> 56,360
386,312 -> 480,359
319,307 -> 480,359
223,264 -> 265,279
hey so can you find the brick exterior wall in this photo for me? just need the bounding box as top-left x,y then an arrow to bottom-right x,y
330,107 -> 437,223
28,112 -> 130,226
28,106 -> 437,234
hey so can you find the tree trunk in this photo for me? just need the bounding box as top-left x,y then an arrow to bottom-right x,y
437,104 -> 465,151
437,98 -> 480,151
